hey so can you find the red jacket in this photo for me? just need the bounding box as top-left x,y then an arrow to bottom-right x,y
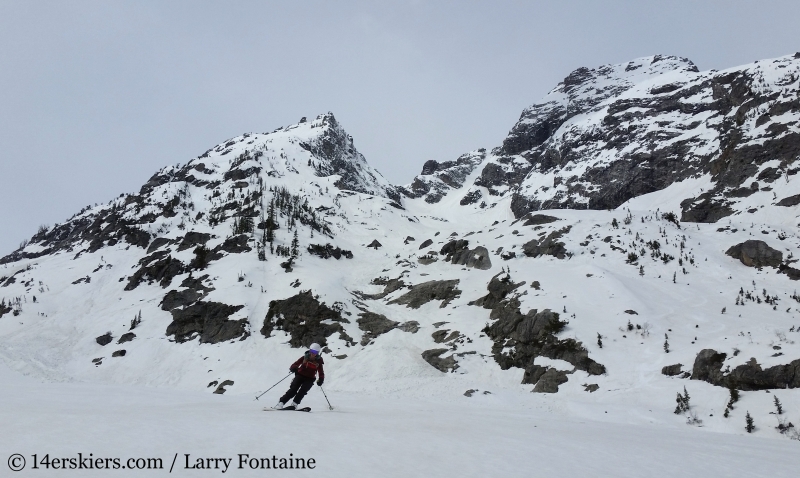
290,353 -> 325,381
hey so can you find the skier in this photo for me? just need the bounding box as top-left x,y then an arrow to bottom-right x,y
274,343 -> 325,410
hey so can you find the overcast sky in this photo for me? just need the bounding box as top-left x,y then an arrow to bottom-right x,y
1,0 -> 798,255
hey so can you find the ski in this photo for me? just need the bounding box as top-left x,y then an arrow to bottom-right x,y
263,407 -> 311,412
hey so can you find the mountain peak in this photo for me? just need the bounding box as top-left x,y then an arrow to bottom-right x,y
558,55 -> 698,96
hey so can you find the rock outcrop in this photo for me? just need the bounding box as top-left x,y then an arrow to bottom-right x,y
522,227 -> 571,259
472,273 -> 605,392
388,280 -> 461,309
421,349 -> 458,372
439,240 -> 492,270
357,312 -> 399,345
725,240 -> 783,268
260,290 -> 353,348
165,301 -> 247,344
691,348 -> 800,390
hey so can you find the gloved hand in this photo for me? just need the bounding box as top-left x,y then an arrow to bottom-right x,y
290,367 -> 297,373
317,378 -> 324,386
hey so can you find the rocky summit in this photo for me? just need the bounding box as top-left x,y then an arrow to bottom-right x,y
1,54 -> 799,438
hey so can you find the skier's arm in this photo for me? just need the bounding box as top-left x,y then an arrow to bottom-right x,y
289,357 -> 303,372
317,360 -> 325,384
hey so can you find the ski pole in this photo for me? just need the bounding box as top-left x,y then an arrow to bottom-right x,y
319,385 -> 334,410
254,372 -> 292,401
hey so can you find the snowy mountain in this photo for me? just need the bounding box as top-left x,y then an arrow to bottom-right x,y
2,55 -> 800,444
409,53 -> 800,224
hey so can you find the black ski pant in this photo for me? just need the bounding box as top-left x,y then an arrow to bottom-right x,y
279,374 -> 315,405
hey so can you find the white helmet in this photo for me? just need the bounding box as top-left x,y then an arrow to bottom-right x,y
309,343 -> 321,354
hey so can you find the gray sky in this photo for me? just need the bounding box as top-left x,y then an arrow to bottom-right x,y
1,0 -> 798,255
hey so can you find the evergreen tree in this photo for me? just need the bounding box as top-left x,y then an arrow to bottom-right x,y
745,411 -> 755,432
266,199 -> 276,244
773,395 -> 783,415
683,386 -> 690,405
291,230 -> 299,258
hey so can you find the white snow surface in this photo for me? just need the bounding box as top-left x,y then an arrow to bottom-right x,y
2,361 -> 798,477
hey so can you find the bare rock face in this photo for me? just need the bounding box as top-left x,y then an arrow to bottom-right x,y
776,193 -> 800,207
388,280 -> 461,309
96,333 -> 113,346
725,240 -> 783,268
147,237 -> 174,254
307,243 -> 353,260
522,227 -> 571,259
431,329 -> 460,344
160,274 -> 214,312
356,276 -> 406,300
691,349 -> 727,383
439,240 -> 492,270
213,380 -> 234,394
260,290 -> 353,348
522,364 -> 549,384
215,234 -> 251,254
661,363 -> 684,376
469,273 -> 525,310
166,301 -> 247,344
399,150 -> 486,204
457,246 -> 492,270
473,273 -> 605,388
521,214 -> 560,226
691,348 -> 800,390
421,349 -> 458,372
778,263 -> 800,280
398,321 -> 420,333
302,112 -> 403,205
357,312 -> 399,345
125,252 -> 188,291
176,231 -> 211,252
117,332 -> 136,344
532,368 -> 570,393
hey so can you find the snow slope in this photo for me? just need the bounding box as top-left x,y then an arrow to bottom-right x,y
2,361 -> 797,478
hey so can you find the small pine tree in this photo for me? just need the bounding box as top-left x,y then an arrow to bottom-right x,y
683,386 -> 690,405
672,272 -> 676,283
674,388 -> 690,414
664,339 -> 670,353
773,395 -> 783,415
597,333 -> 603,349
726,387 -> 739,414
291,230 -> 299,258
745,411 -> 755,433
130,310 -> 142,330
639,265 -> 644,276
